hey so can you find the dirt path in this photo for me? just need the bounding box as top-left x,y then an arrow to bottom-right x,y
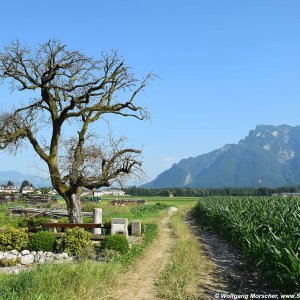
185,214 -> 277,297
111,214 -> 174,300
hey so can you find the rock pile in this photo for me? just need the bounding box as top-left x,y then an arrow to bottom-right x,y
0,249 -> 70,266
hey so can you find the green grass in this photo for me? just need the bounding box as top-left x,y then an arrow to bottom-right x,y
0,196 -> 197,227
0,220 -> 159,300
82,197 -> 198,224
191,196 -> 300,292
0,203 -> 22,227
0,197 -> 200,299
157,205 -> 214,299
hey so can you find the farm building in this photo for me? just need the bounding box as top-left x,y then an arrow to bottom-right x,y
0,185 -> 19,194
21,186 -> 35,194
93,188 -> 126,197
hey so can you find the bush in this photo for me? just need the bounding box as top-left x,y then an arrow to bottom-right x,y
18,217 -> 50,231
57,228 -> 93,256
101,218 -> 112,235
80,196 -> 101,203
0,225 -> 28,251
28,231 -> 56,252
58,217 -> 68,223
76,244 -> 96,261
101,234 -> 129,254
51,195 -> 60,201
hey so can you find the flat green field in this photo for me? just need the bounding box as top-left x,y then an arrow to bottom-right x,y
0,196 -> 198,227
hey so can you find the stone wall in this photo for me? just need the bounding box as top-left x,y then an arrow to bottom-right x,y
0,249 -> 71,273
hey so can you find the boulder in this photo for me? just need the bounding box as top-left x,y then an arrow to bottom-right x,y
168,207 -> 178,214
20,254 -> 34,265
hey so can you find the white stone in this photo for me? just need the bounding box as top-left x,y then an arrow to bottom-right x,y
21,250 -> 30,255
131,221 -> 142,236
5,253 -> 17,261
40,252 -> 47,259
45,256 -> 53,262
31,251 -> 37,256
168,207 -> 178,214
20,254 -> 34,265
38,258 -> 46,264
9,250 -> 19,256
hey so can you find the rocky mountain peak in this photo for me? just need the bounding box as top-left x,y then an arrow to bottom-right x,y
143,125 -> 300,188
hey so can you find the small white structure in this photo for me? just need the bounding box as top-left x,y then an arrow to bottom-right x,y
21,186 -> 35,194
93,188 -> 126,197
111,218 -> 128,237
168,207 -> 178,214
92,208 -> 102,235
48,189 -> 58,195
81,188 -> 92,196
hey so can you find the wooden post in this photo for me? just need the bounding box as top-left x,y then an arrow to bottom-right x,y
93,208 -> 102,235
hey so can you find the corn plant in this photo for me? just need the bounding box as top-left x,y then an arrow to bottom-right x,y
192,196 -> 300,292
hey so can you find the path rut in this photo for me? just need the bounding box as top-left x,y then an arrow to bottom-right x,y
185,214 -> 278,297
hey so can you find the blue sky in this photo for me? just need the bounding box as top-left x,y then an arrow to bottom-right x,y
0,1 -> 300,184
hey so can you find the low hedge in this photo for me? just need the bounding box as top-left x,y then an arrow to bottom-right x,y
28,231 -> 56,252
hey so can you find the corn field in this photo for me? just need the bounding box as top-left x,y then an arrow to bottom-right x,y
192,196 -> 300,292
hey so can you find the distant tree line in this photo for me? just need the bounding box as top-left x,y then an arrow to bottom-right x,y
124,186 -> 300,197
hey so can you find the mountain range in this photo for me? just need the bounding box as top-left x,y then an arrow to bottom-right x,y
143,124 -> 300,188
0,170 -> 50,187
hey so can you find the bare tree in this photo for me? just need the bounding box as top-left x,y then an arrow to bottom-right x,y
0,40 -> 152,223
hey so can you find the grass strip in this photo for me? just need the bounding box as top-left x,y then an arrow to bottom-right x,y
157,206 -> 214,300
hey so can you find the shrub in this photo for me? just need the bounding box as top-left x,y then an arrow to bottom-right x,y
82,217 -> 93,224
0,225 -> 28,251
57,228 -> 92,256
28,231 -> 56,252
101,234 -> 129,254
76,244 -> 96,261
18,217 -> 50,231
0,257 -> 21,267
51,195 -> 60,201
101,218 -> 112,235
80,196 -> 101,203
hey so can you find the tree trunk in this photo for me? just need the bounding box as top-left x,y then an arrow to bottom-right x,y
66,194 -> 83,223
